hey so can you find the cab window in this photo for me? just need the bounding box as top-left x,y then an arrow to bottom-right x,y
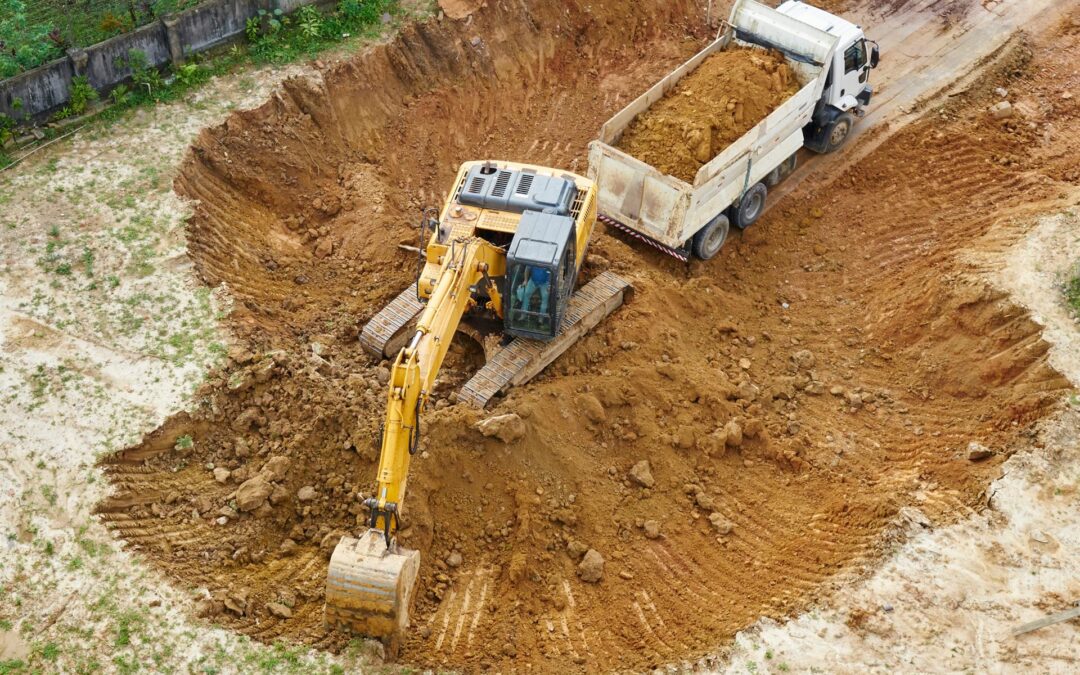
507,264 -> 554,335
844,40 -> 866,73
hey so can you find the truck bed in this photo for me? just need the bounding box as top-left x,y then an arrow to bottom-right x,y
588,0 -> 838,252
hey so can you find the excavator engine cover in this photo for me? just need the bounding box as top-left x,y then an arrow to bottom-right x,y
325,530 -> 420,654
458,164 -> 577,215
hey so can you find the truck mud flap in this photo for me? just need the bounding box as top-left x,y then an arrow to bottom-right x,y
598,214 -> 690,262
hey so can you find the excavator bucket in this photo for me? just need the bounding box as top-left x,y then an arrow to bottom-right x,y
325,530 -> 420,655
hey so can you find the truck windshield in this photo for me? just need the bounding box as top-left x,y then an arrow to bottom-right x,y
507,264 -> 554,336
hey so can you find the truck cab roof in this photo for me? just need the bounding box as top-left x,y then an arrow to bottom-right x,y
776,1 -> 863,46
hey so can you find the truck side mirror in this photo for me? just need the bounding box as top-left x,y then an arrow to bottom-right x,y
869,44 -> 880,68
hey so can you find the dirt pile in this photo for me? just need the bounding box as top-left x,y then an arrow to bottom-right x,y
97,3 -> 1080,673
616,47 -> 801,183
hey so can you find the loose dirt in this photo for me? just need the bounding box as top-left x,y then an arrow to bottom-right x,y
97,0 -> 1079,673
616,47 -> 801,183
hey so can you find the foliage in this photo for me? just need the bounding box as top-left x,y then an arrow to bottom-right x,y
1066,267 -> 1080,316
247,0 -> 396,64
69,75 -> 99,115
0,0 -> 64,78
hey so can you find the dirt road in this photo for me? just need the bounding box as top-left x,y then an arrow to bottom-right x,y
96,0 -> 1079,672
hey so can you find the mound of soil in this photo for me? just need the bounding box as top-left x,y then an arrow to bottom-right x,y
616,47 -> 801,183
97,4 -> 1077,674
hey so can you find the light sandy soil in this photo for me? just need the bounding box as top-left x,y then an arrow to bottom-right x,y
0,53 -> 387,675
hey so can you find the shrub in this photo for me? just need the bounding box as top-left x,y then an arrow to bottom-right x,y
69,75 -> 99,115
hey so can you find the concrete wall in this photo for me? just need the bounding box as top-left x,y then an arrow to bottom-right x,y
0,0 -> 326,121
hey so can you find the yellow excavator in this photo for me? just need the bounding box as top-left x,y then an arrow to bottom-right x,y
324,160 -> 630,653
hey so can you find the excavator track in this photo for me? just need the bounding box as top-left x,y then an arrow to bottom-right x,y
459,271 -> 631,408
360,282 -> 424,358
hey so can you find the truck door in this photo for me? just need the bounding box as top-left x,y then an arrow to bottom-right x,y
839,39 -> 869,103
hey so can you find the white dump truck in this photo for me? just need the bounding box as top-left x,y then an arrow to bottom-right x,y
588,0 -> 879,261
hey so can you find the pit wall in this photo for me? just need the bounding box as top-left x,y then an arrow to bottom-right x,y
0,0 -> 336,122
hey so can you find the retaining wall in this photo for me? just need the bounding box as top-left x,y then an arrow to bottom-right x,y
0,0 -> 328,121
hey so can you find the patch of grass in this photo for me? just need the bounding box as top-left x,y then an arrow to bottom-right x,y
1065,267 -> 1080,316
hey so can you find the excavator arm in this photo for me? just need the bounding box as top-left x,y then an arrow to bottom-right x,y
366,237 -> 506,540
325,237 -> 505,653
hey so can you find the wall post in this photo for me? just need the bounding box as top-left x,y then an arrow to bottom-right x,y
161,14 -> 186,66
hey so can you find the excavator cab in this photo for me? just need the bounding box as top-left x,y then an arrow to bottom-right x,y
505,210 -> 576,340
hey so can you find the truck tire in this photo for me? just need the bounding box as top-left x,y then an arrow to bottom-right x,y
823,112 -> 854,153
692,214 -> 729,260
732,182 -> 767,230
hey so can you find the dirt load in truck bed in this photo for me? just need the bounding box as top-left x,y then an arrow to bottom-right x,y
616,47 -> 801,183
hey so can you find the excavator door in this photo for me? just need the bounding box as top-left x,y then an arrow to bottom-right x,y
504,210 -> 576,341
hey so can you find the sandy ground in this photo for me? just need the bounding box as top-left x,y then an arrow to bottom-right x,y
0,45 -> 394,675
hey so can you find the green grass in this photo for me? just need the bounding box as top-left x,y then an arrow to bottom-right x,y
1,0 -> 206,77
1065,267 -> 1080,316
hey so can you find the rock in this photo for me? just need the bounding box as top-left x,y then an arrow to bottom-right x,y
586,253 -> 610,271
213,467 -> 231,484
215,516 -> 229,526
314,237 -> 334,258
235,476 -> 274,512
195,598 -> 223,618
578,549 -> 605,583
708,512 -> 734,535
320,529 -> 346,555
261,456 -> 291,481
743,418 -> 763,439
578,393 -> 606,423
674,427 -> 695,449
267,602 -> 293,619
988,101 -> 1013,119
628,460 -> 655,488
792,349 -> 815,370
967,441 -> 994,461
695,490 -> 717,511
297,486 -> 318,502
224,588 -> 249,616
375,366 -> 391,384
231,406 -> 261,431
566,539 -> 589,560
475,413 -> 526,443
830,385 -> 845,396
446,551 -> 463,568
738,358 -> 752,370
269,484 -> 289,506
993,87 -> 1009,98
643,520 -> 662,539
723,420 -> 743,448
279,539 -> 298,556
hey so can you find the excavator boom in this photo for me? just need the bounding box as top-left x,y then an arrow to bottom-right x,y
325,238 -> 505,651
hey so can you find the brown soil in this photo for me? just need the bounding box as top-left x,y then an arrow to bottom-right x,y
616,47 -> 801,183
98,1 -> 1080,673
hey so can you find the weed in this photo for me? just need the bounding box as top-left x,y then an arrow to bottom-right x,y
41,484 -> 57,506
69,76 -> 99,115
174,434 -> 193,451
1065,267 -> 1080,316
38,643 -> 59,661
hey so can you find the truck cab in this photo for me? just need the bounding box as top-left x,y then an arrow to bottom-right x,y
777,1 -> 879,153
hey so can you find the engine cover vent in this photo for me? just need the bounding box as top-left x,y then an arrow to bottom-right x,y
458,164 -> 576,215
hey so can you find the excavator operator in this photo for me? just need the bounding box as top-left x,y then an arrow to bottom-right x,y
514,265 -> 551,328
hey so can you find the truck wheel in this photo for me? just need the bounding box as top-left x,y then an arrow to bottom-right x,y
823,113 -> 854,153
692,214 -> 729,260
732,182 -> 767,229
